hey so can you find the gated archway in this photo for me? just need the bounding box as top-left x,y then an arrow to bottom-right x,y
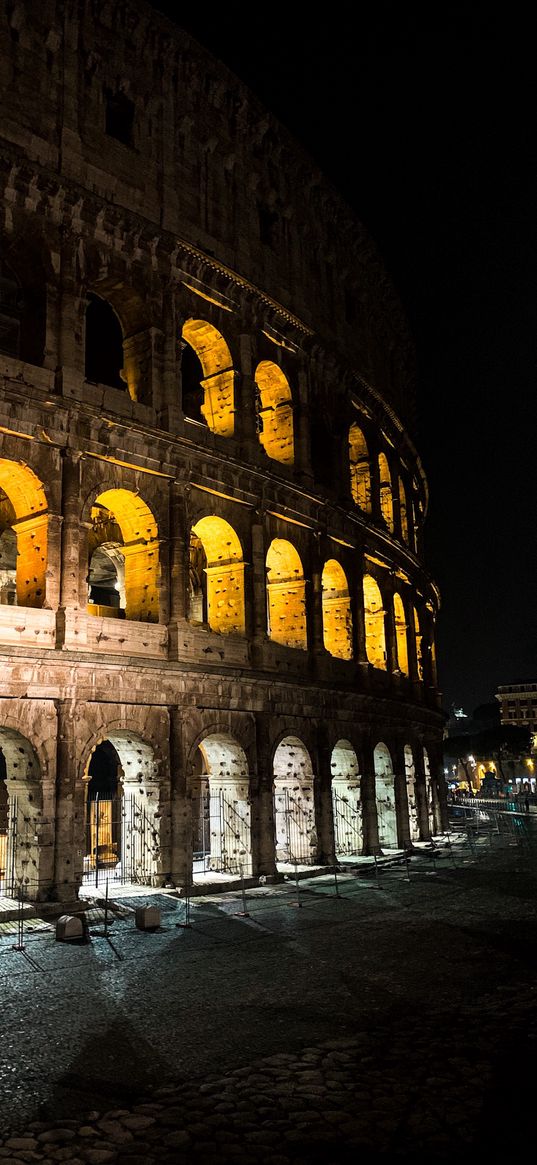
0,728 -> 43,899
374,742 -> 398,850
273,736 -> 317,866
191,733 -> 251,879
404,744 -> 420,842
331,739 -> 362,857
82,731 -> 161,888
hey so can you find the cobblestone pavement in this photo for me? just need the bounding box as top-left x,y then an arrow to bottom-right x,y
1,830 -> 537,1162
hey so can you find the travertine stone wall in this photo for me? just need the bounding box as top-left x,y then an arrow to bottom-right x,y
0,0 -> 445,903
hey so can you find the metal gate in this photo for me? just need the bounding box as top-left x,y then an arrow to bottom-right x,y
332,789 -> 362,856
83,794 -> 158,888
274,787 -> 315,865
0,796 -> 35,899
193,786 -> 251,875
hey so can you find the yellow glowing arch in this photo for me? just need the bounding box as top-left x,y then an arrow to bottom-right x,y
349,424 -> 371,511
378,453 -> 394,533
321,559 -> 353,660
89,488 -> 159,622
393,592 -> 409,676
363,573 -> 386,670
255,361 -> 294,465
0,458 -> 48,607
182,319 -> 235,437
266,538 -> 306,649
191,515 -> 245,634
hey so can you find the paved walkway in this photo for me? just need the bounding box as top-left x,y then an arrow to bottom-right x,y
1,828 -> 537,1162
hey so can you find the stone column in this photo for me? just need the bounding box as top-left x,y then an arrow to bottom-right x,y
59,450 -> 83,608
250,519 -> 268,654
237,332 -> 258,457
168,707 -> 191,888
384,576 -> 398,676
251,714 -> 277,877
45,512 -> 63,611
53,700 -> 83,901
393,740 -> 411,849
316,732 -> 336,865
360,736 -> 380,855
294,367 -> 313,484
168,484 -> 189,658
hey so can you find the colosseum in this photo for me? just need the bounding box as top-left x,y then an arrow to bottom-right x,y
0,0 -> 444,906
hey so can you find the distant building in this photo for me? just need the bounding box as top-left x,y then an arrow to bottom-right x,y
496,683 -> 537,729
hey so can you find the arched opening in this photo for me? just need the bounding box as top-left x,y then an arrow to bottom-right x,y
423,747 -> 435,832
363,574 -> 386,670
378,453 -> 394,532
82,731 -> 161,889
182,319 -> 235,437
404,745 -> 419,841
87,489 -> 159,622
393,592 -> 409,676
349,424 -> 371,511
322,559 -> 353,659
0,728 -> 43,899
0,258 -> 22,358
266,539 -> 307,650
399,478 -> 409,543
254,361 -> 294,465
191,734 -> 251,880
188,516 -> 245,635
414,607 -> 424,681
374,742 -> 398,849
0,246 -> 46,366
331,740 -> 362,856
273,737 -> 317,866
85,293 -> 126,390
0,460 -> 48,607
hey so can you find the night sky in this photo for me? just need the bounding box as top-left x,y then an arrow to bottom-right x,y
154,4 -> 537,716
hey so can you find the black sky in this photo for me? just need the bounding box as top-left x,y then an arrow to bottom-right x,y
153,3 -> 537,715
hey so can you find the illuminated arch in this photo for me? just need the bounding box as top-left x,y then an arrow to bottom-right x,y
88,488 -> 159,622
363,574 -> 386,670
266,539 -> 307,650
254,361 -> 294,465
378,452 -> 394,532
393,592 -> 409,676
0,727 -> 43,896
189,516 -> 245,635
82,729 -> 161,886
321,559 -> 352,660
0,459 -> 48,607
374,742 -> 397,849
349,424 -> 371,511
413,607 -> 424,681
399,478 -> 409,543
182,319 -> 235,437
273,736 -> 317,865
191,732 -> 251,877
331,739 -> 362,856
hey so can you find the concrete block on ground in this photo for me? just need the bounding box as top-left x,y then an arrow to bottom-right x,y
135,905 -> 161,930
56,914 -> 84,942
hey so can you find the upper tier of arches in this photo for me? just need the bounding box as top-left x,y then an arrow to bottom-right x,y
0,250 -> 427,559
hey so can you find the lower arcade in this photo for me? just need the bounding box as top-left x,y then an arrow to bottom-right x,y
0,696 -> 443,903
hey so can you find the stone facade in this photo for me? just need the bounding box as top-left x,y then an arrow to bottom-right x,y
0,0 -> 444,903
